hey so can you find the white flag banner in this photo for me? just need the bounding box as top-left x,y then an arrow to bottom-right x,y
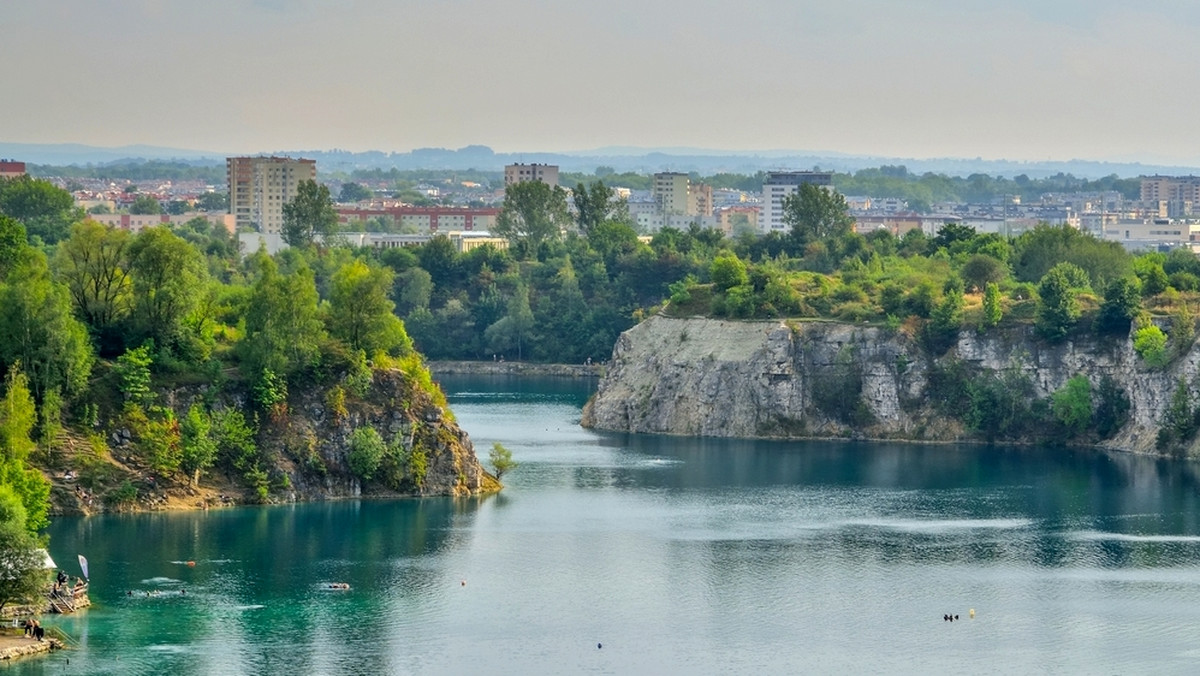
78,554 -> 89,580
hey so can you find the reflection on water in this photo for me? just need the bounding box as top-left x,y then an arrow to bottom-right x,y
18,374 -> 1200,675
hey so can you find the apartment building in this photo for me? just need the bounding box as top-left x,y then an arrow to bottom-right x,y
760,171 -> 833,233
227,156 -> 316,234
335,205 -> 500,232
504,163 -> 559,188
0,159 -> 26,179
652,172 -> 690,215
87,212 -> 236,234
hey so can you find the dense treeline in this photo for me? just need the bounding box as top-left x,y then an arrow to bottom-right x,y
0,175 -> 442,608
29,160 -> 226,183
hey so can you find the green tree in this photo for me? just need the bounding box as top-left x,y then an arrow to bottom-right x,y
129,195 -> 162,215
710,253 -> 748,291
337,182 -> 373,203
1036,264 -> 1081,341
127,227 -> 208,349
485,284 -> 536,360
489,442 -> 516,480
114,344 -> 154,404
0,214 -> 24,277
0,252 -> 95,398
180,405 -> 217,485
54,221 -> 133,347
1133,323 -> 1168,367
573,181 -> 628,235
327,259 -> 412,356
0,367 -> 50,533
348,427 -> 385,481
196,192 -> 228,212
960,254 -> 1007,292
0,505 -> 45,612
0,175 -> 80,244
282,179 -> 339,248
782,183 -> 854,246
241,256 -> 326,379
1095,276 -> 1141,334
494,181 -> 572,253
1051,375 -> 1092,436
1134,257 -> 1169,296
981,282 -> 1002,330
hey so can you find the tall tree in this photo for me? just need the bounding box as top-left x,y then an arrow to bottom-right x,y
0,175 -> 81,244
1036,263 -> 1082,341
129,195 -> 162,215
127,227 -> 208,348
0,252 -> 95,398
494,181 -> 572,253
0,367 -> 50,533
54,221 -> 133,349
282,179 -> 339,248
240,255 -> 326,379
327,259 -> 412,356
573,181 -> 628,235
782,184 -> 854,246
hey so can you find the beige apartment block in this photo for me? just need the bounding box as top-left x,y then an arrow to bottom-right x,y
504,163 -> 559,188
227,156 -> 316,233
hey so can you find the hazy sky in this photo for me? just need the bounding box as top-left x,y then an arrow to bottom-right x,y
4,0 -> 1200,163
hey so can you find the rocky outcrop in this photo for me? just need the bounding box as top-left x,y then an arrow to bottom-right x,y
260,368 -> 499,500
582,315 -> 1193,455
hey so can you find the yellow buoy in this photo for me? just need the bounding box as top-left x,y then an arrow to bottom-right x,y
969,608 -> 975,618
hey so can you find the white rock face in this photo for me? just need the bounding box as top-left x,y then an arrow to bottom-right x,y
582,315 -> 1192,454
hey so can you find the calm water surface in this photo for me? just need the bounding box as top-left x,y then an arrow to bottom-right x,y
13,375 -> 1200,675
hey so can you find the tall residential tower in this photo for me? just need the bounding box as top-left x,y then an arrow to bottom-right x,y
227,156 -> 316,234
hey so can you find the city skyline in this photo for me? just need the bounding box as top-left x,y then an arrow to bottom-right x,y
4,1 -> 1200,165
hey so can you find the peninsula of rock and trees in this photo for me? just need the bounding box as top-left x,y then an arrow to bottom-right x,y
1,163 -> 1197,610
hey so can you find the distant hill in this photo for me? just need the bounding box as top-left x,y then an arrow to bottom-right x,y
4,142 -> 1199,179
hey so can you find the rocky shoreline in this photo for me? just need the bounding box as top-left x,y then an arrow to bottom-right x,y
0,635 -> 63,661
429,361 -> 603,378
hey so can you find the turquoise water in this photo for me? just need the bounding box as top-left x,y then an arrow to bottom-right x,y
15,374 -> 1200,674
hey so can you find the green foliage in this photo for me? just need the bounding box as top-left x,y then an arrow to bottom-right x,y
337,182 -> 373,203
783,183 -> 854,246
0,251 -> 95,398
327,259 -> 412,357
127,226 -> 208,350
241,255 -> 326,380
1036,263 -> 1081,341
126,404 -> 182,477
0,175 -> 79,244
0,511 -> 46,612
495,180 -> 572,253
1093,376 -> 1130,439
925,280 -> 963,352
180,405 -> 217,483
408,445 -> 428,488
1095,276 -> 1141,334
129,195 -> 161,215
1134,257 -> 1169,297
489,442 -> 516,479
1012,223 -> 1131,291
282,179 -> 339,248
0,366 -> 49,533
981,282 -> 1002,330
54,221 -> 133,350
960,254 -> 1007,292
1051,375 -> 1092,435
348,426 -> 385,481
212,409 -> 258,473
114,344 -> 154,404
105,479 -> 139,507
1133,323 -> 1168,367
710,253 -> 748,291
1157,379 -> 1198,452
252,368 -> 288,411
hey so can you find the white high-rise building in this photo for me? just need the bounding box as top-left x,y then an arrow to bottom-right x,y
227,156 -> 317,234
760,171 -> 833,233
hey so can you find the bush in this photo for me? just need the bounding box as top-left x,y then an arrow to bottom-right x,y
1051,375 -> 1092,436
1133,323 -> 1168,367
348,427 -> 385,481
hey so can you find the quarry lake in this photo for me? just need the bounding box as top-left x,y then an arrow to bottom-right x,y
15,375 -> 1200,675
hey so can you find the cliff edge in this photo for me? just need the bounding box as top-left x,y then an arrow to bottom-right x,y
582,315 -> 1193,455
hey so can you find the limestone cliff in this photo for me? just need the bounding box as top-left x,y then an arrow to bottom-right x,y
581,315 -> 1194,455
